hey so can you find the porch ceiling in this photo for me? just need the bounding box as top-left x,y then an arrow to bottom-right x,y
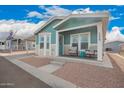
55,17 -> 103,31
55,17 -> 108,41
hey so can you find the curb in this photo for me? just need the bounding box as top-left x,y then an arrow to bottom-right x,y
4,56 -> 78,88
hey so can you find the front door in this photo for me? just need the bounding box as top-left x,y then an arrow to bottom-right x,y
59,35 -> 64,56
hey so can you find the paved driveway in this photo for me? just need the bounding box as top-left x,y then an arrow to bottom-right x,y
0,56 -> 50,88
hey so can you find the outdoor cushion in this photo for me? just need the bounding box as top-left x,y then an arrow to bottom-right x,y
68,47 -> 78,55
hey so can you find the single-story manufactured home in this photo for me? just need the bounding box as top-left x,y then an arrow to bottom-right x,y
35,12 -> 109,61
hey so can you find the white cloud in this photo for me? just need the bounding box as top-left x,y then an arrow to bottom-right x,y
39,5 -> 72,16
32,21 -> 46,33
72,8 -> 94,14
119,13 -> 124,16
109,16 -> 120,21
72,7 -> 109,15
108,8 -> 116,12
106,26 -> 124,43
26,6 -> 72,19
0,19 -> 43,40
27,11 -> 43,19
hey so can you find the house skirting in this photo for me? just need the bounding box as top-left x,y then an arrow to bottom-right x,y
35,44 -> 56,57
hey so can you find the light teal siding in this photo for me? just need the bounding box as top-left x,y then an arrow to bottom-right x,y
36,18 -> 99,45
60,26 -> 97,44
39,19 -> 62,44
56,17 -> 101,30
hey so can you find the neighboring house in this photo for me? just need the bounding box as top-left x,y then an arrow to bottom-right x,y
104,41 -> 124,53
0,37 -> 35,51
6,39 -> 26,50
24,36 -> 35,51
35,12 -> 109,61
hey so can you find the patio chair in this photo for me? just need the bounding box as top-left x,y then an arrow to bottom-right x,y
85,50 -> 97,58
68,46 -> 78,56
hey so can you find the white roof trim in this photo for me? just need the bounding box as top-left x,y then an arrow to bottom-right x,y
34,16 -> 65,34
53,12 -> 109,29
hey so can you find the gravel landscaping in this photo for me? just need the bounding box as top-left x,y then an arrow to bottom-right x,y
54,53 -> 124,88
19,56 -> 52,67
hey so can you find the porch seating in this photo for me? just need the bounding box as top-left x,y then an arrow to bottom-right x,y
85,50 -> 97,58
68,47 -> 78,56
85,45 -> 97,58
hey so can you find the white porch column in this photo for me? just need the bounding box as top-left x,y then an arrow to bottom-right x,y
38,34 -> 41,55
56,31 -> 59,56
97,22 -> 103,61
44,35 -> 47,56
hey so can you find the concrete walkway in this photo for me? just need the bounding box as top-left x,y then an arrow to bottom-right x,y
38,64 -> 62,73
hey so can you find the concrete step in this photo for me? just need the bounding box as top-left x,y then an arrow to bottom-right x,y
38,64 -> 62,73
50,61 -> 65,66
53,58 -> 67,62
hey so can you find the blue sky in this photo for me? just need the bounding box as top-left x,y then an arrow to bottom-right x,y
0,5 -> 123,31
0,5 -> 124,41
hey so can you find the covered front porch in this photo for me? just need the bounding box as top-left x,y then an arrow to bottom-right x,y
56,22 -> 103,61
54,13 -> 109,61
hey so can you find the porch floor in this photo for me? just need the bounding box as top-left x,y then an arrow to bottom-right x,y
60,55 -> 97,61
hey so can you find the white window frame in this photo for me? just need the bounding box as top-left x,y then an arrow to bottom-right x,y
39,34 -> 45,49
46,33 -> 51,56
70,32 -> 90,51
39,32 -> 51,56
70,34 -> 79,49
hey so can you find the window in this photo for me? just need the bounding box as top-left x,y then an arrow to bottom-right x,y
46,36 -> 50,49
80,34 -> 89,49
2,42 -> 4,45
35,35 -> 39,45
71,33 -> 89,51
71,35 -> 79,47
33,44 -> 35,47
40,36 -> 44,49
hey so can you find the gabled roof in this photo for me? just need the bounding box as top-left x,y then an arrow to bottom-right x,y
53,12 -> 109,29
34,16 -> 65,34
